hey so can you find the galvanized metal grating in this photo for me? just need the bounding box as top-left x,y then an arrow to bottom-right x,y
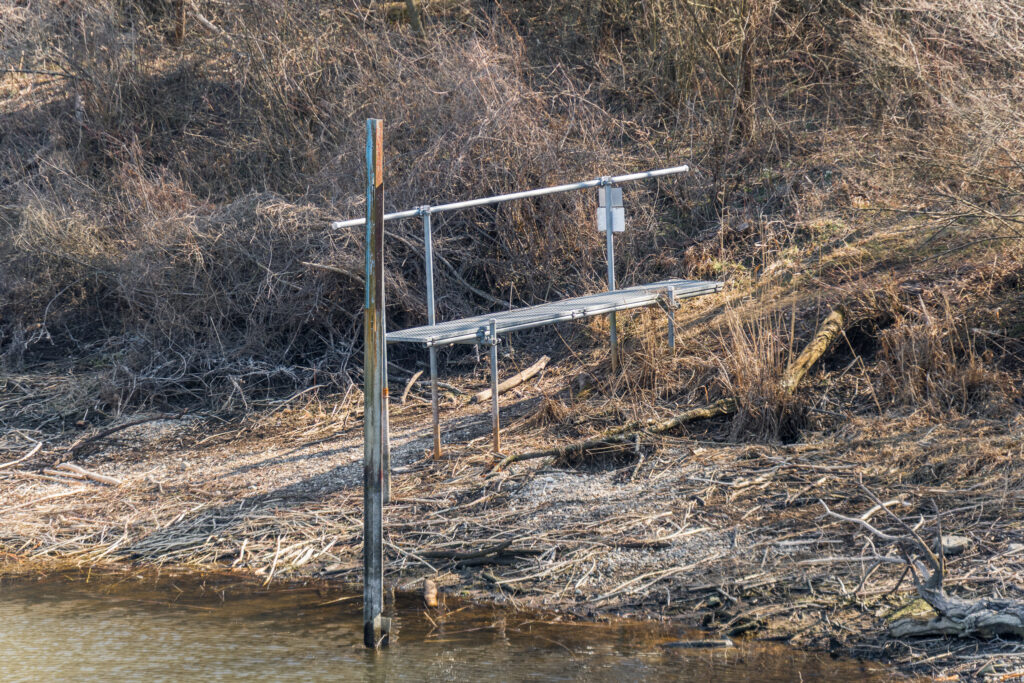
387,279 -> 723,347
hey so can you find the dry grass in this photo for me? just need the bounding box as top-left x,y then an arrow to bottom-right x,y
875,293 -> 1019,416
2,397 -> 1022,679
1,0 -> 1022,426
714,307 -> 806,441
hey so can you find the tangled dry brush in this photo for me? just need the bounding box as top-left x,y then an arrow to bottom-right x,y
1,0 -> 1022,415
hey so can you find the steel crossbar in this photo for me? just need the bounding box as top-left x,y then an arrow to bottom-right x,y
330,165 -> 690,229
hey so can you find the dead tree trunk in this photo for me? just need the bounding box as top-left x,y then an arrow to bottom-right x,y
405,0 -> 423,34
494,398 -> 736,470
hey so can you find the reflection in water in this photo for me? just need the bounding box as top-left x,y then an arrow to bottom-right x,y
0,571 -> 889,682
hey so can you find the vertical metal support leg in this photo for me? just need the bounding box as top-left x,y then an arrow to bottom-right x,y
667,287 -> 676,351
428,346 -> 440,459
603,183 -> 617,373
362,118 -> 390,649
423,210 -> 441,459
489,319 -> 500,454
609,314 -> 617,373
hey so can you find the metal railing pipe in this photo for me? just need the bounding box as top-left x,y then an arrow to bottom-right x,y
489,319 -> 500,454
332,208 -> 419,229
330,164 -> 689,229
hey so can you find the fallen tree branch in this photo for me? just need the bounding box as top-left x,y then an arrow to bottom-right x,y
492,305 -> 848,471
473,356 -> 549,403
493,398 -> 737,470
400,370 -> 424,405
68,411 -> 186,458
2,489 -> 88,513
0,442 -> 42,471
828,484 -> 1024,639
421,539 -> 513,560
661,639 -> 734,649
43,468 -> 86,481
820,500 -> 903,541
301,261 -> 363,282
54,462 -> 123,487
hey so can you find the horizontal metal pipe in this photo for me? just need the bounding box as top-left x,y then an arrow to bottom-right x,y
330,164 -> 689,229
332,208 -> 419,229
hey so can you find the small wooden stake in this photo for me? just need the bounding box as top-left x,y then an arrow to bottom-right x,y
405,0 -> 423,35
172,0 -> 186,45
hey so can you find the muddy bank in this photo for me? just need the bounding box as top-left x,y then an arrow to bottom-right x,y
2,394 -> 1023,680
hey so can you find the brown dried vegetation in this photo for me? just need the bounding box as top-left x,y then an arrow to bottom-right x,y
2,0 -> 1022,415
2,1 -> 1024,678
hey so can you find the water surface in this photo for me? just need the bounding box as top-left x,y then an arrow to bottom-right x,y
0,570 -> 891,681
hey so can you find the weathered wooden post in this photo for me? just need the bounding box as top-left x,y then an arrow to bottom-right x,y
363,118 -> 390,648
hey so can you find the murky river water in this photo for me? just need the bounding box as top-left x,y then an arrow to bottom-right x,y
0,570 -> 892,681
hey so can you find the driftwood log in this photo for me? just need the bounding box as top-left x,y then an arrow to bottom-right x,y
421,539 -> 513,560
824,485 -> 1024,639
419,539 -> 542,568
781,306 -> 846,393
473,356 -> 549,403
68,411 -> 187,458
494,306 -> 847,471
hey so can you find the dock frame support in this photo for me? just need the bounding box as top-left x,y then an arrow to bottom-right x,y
667,287 -> 676,350
658,287 -> 680,351
421,208 -> 442,459
602,180 -> 618,373
483,319 -> 501,454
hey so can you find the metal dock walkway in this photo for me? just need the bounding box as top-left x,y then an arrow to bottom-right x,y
387,279 -> 722,347
334,159 -> 723,460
